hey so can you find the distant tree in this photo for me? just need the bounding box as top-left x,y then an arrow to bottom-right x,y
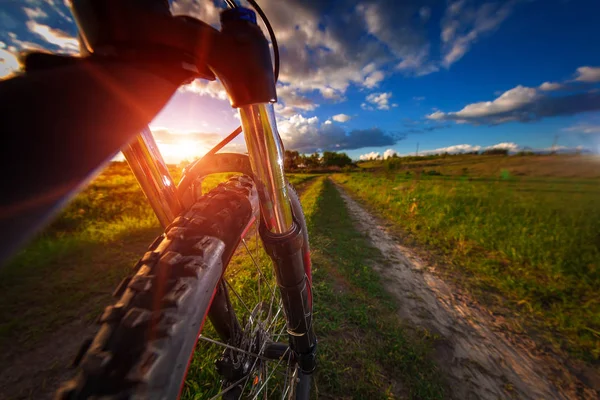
284,150 -> 301,171
322,151 -> 353,167
516,151 -> 535,156
302,152 -> 321,168
482,148 -> 509,156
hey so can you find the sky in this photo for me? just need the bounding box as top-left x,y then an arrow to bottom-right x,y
1,0 -> 600,162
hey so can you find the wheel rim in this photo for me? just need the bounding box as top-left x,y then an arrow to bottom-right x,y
182,219 -> 303,399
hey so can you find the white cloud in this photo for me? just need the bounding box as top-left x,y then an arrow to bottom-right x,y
427,111 -> 445,120
359,151 -> 381,160
321,87 -> 345,101
428,64 -> 600,125
396,46 -> 439,76
357,1 -> 435,76
278,113 -> 396,153
172,1 -> 417,102
332,113 -> 352,123
179,79 -> 228,100
539,82 -> 563,91
23,7 -> 48,19
26,20 -> 78,54
364,69 -> 385,88
0,48 -> 20,78
231,0 -> 435,96
383,149 -> 398,159
277,85 -> 317,111
418,142 -> 592,156
365,92 -> 393,110
274,103 -> 298,118
53,1 -> 73,21
563,123 -> 600,134
166,1 -> 520,102
574,66 -> 600,83
427,85 -> 539,123
171,0 -> 220,26
485,142 -> 520,152
422,144 -> 482,154
8,32 -> 45,51
413,96 -> 425,101
441,0 -> 520,68
361,102 -> 374,111
427,77 -> 600,125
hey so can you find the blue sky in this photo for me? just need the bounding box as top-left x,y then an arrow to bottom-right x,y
1,0 -> 600,162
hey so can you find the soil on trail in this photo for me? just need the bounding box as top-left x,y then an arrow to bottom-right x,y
0,319 -> 97,400
334,180 -> 598,400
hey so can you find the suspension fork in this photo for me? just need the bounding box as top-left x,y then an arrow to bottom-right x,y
121,127 -> 182,228
239,103 -> 317,373
205,5 -> 317,373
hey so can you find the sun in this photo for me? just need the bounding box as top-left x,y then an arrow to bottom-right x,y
158,138 -> 210,164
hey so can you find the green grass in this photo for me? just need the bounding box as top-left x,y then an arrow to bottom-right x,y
1,163 -> 445,398
333,156 -> 600,362
0,163 -> 164,348
363,153 -> 600,179
0,163 -> 315,350
303,177 -> 445,398
182,176 -> 445,399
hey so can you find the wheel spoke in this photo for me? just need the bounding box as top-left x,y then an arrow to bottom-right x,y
197,335 -> 272,362
208,375 -> 249,400
285,362 -> 298,400
242,238 -> 277,303
266,301 -> 284,332
224,278 -> 253,318
201,219 -> 299,399
250,347 -> 290,400
264,362 -> 268,400
281,364 -> 290,400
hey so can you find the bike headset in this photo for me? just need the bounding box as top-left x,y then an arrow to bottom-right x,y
71,0 -> 280,145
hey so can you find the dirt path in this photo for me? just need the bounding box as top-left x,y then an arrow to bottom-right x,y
0,318 -> 97,400
333,180 -> 597,400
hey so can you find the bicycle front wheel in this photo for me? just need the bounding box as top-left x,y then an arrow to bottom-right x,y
57,175 -> 312,399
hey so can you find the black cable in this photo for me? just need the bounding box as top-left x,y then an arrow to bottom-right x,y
202,0 -> 280,159
246,0 -> 279,81
224,0 -> 237,9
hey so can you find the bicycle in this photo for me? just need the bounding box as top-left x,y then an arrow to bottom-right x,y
0,0 -> 316,398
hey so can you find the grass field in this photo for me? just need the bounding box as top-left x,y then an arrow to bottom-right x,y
182,177 -> 445,399
334,154 -> 600,362
0,163 -> 314,349
0,163 -> 445,398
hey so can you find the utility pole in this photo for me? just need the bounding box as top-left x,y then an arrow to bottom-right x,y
416,142 -> 419,157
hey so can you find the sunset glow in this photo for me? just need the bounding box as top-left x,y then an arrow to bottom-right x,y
1,0 -> 600,160
157,139 -> 211,164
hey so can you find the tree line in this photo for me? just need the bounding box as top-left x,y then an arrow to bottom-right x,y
284,150 -> 354,171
